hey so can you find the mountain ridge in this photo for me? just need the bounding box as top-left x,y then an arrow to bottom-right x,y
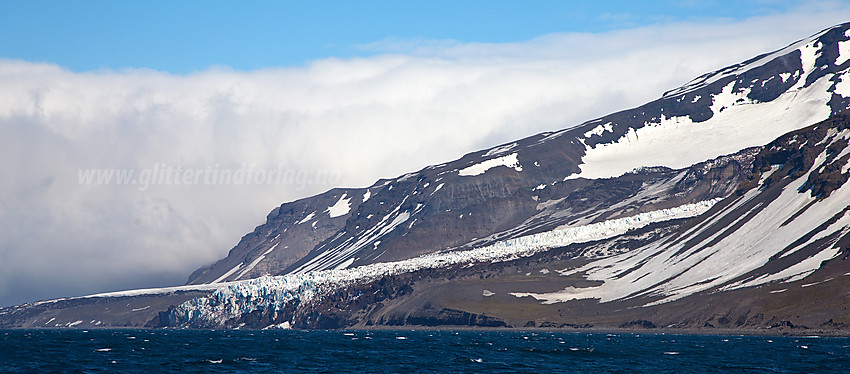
2,22 -> 850,332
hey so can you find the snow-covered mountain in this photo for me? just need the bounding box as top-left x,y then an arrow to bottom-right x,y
3,23 -> 850,332
189,22 -> 850,284
161,109 -> 850,331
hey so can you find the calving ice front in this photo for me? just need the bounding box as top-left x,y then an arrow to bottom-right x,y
3,22 -> 850,333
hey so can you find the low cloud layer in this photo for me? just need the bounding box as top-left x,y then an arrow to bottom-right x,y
1,10 -> 849,306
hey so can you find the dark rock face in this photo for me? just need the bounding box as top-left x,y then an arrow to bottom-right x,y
620,320 -> 657,329
754,113 -> 850,199
395,308 -> 508,328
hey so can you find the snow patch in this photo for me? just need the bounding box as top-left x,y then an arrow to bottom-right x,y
583,122 -> 613,138
837,39 -> 850,66
833,72 -> 850,98
458,153 -> 522,176
327,193 -> 352,218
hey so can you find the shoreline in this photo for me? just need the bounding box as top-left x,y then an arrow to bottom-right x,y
4,325 -> 849,338
349,325 -> 850,337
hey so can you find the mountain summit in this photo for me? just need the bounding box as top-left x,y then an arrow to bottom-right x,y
3,23 -> 850,332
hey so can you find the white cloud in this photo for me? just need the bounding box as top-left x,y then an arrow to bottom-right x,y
1,8 -> 850,306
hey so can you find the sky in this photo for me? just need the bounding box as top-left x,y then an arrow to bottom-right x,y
1,1 -> 850,307
1,0 -> 841,72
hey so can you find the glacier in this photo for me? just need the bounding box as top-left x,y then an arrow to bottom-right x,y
171,199 -> 719,327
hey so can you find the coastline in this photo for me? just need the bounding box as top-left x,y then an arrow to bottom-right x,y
347,325 -> 850,337
4,325 -> 848,338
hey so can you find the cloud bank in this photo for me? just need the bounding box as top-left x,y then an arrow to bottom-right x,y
1,9 -> 849,306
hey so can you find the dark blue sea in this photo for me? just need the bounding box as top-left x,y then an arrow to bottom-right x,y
1,329 -> 848,373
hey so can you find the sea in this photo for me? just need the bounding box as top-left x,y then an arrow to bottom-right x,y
1,329 -> 847,373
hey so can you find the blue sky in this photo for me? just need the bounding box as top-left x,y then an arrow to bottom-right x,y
0,0 -> 819,73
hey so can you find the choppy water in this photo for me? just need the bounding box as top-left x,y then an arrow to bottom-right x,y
1,329 -> 847,373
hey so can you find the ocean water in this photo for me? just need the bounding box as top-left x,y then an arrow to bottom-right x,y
1,329 -> 847,373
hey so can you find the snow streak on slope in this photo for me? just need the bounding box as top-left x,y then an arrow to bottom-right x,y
483,142 -> 518,157
211,262 -> 244,284
295,211 -> 316,225
234,243 -> 279,280
514,129 -> 850,306
292,196 -> 423,273
173,200 -> 718,327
